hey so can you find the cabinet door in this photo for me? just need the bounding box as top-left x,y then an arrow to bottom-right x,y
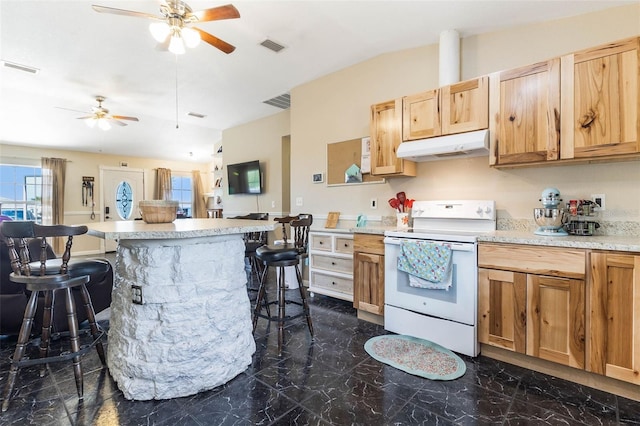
370,99 -> 416,176
526,275 -> 585,369
589,252 -> 640,385
353,251 -> 384,315
561,37 -> 640,160
478,268 -> 526,353
489,59 -> 560,166
441,76 -> 489,135
402,90 -> 440,140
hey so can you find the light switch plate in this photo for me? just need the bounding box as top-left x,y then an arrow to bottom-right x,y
296,197 -> 303,206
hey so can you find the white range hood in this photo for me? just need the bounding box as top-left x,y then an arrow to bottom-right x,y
396,129 -> 489,162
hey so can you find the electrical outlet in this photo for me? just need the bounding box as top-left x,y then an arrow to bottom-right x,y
131,285 -> 143,305
271,201 -> 276,208
296,197 -> 303,207
591,194 -> 605,211
370,198 -> 377,209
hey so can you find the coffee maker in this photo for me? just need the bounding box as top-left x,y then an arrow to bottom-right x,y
533,187 -> 569,236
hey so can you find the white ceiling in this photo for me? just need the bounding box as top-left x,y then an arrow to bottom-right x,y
0,0 -> 633,163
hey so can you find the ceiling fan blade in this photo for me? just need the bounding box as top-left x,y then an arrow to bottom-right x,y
55,106 -> 91,114
76,116 -> 94,120
193,28 -> 235,54
188,4 -> 240,22
111,119 -> 128,127
112,115 -> 139,122
92,5 -> 162,20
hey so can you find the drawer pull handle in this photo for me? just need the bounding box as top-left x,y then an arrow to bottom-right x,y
319,241 -> 323,244
332,282 -> 336,285
331,262 -> 336,265
344,243 -> 349,247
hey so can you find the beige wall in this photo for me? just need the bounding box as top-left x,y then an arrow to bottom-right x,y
219,110 -> 290,216
284,3 -> 640,225
0,143 -> 209,254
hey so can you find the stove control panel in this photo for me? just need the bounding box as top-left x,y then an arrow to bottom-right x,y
411,200 -> 496,220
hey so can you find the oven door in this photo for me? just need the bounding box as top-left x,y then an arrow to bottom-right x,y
384,236 -> 477,325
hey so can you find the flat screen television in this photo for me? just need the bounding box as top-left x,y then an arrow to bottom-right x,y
227,160 -> 263,194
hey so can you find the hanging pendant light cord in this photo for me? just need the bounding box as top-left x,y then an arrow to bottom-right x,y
175,55 -> 179,129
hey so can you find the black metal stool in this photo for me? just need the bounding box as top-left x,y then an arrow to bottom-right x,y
0,221 -> 106,412
253,214 -> 313,355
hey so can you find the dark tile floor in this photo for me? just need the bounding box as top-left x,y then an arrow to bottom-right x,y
1,281 -> 639,425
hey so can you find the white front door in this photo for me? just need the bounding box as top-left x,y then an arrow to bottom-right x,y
100,167 -> 145,252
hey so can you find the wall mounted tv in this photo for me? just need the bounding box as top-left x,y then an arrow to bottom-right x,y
227,160 -> 263,195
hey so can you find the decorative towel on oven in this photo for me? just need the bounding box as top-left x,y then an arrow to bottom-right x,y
398,241 -> 453,290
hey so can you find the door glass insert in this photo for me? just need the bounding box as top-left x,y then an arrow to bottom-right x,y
115,181 -> 133,220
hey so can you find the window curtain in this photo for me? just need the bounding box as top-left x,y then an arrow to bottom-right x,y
192,170 -> 206,218
155,168 -> 172,200
41,157 -> 66,253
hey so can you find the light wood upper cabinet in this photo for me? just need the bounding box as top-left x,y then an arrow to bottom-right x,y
561,37 -> 640,160
370,99 -> 416,177
402,76 -> 489,141
489,59 -> 561,166
441,76 -> 489,135
478,243 -> 586,369
589,251 -> 640,385
402,89 -> 440,140
353,234 -> 385,315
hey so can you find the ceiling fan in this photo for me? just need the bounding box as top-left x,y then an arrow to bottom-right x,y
57,96 -> 139,131
92,1 -> 240,55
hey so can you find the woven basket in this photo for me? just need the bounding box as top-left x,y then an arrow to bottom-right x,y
139,200 -> 179,224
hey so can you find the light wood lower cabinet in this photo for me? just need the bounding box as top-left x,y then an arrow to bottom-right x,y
353,234 -> 385,315
589,251 -> 640,385
478,244 -> 586,369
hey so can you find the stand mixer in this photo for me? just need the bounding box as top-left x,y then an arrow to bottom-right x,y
534,187 -> 569,236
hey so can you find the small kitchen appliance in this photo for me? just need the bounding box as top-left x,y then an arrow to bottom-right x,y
565,199 -> 601,236
533,188 -> 569,236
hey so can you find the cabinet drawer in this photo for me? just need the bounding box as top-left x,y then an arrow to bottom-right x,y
311,271 -> 353,294
354,234 -> 385,255
335,237 -> 354,254
311,235 -> 332,251
478,243 -> 585,279
311,254 -> 353,274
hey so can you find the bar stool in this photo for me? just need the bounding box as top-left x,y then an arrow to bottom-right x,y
0,221 -> 106,412
253,214 -> 313,355
231,213 -> 269,288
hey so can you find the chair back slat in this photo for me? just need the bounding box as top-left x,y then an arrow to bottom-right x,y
1,221 -> 88,277
290,215 -> 313,255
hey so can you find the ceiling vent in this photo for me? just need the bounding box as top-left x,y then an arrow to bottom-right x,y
186,111 -> 206,118
263,93 -> 290,109
260,39 -> 285,53
2,60 -> 39,74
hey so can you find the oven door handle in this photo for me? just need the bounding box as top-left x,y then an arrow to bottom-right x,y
384,237 -> 475,252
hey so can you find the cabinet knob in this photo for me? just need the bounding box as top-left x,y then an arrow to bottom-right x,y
331,261 -> 336,265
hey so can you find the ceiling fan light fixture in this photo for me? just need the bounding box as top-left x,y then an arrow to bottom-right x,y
86,118 -> 97,129
181,27 -> 201,48
169,31 -> 186,54
98,118 -> 111,131
149,22 -> 171,43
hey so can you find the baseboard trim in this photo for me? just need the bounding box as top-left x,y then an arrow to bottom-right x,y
480,344 -> 639,402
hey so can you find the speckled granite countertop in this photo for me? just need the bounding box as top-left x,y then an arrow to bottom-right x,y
343,226 -> 640,252
478,230 -> 640,252
86,218 -> 276,240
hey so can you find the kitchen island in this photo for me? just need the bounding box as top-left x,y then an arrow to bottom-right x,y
86,218 -> 275,400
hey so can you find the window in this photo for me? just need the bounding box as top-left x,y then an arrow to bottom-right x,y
171,175 -> 192,218
115,181 -> 134,220
0,164 -> 43,222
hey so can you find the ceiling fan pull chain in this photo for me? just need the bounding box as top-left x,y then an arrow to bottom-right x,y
175,55 -> 179,129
